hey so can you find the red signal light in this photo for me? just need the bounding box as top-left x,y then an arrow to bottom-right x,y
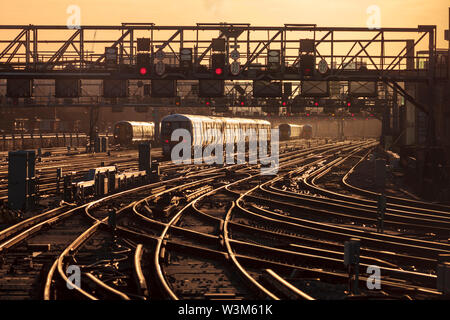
215,68 -> 223,75
206,101 -> 210,106
347,102 -> 351,107
164,139 -> 169,143
240,101 -> 245,106
282,102 -> 286,106
314,102 -> 319,107
139,67 -> 148,75
306,113 -> 310,116
351,113 -> 354,117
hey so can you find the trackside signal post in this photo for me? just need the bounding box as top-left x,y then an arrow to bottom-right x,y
376,193 -> 386,233
344,238 -> 360,295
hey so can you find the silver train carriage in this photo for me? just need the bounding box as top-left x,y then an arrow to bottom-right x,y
278,123 -> 313,140
113,121 -> 155,146
160,114 -> 272,158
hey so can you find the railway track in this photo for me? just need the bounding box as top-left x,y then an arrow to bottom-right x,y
44,140 -> 372,300
2,138 -> 445,300
156,140 -> 447,300
229,143 -> 449,298
0,138 -> 324,299
0,162 -> 227,299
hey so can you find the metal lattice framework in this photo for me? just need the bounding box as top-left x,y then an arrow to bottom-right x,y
0,22 -> 447,126
0,23 -> 443,82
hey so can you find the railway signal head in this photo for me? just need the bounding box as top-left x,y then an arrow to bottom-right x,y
299,54 -> 315,76
238,95 -> 246,106
139,67 -> 148,76
212,53 -> 226,77
136,53 -> 151,77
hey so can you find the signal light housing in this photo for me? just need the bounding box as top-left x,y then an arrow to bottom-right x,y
136,53 -> 151,76
211,53 -> 226,77
238,95 -> 246,107
299,54 -> 315,76
139,67 -> 148,75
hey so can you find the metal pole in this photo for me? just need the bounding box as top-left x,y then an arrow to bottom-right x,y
392,85 -> 399,137
80,28 -> 84,69
33,27 -> 38,70
427,26 -> 436,147
25,27 -> 30,67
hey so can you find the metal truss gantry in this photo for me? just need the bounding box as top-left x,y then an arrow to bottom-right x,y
0,23 -> 443,83
0,23 -> 447,143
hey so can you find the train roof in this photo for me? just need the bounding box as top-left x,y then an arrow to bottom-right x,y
278,123 -> 310,128
161,114 -> 271,126
114,121 -> 154,127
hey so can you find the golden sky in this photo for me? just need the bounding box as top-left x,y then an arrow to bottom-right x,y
0,0 -> 448,47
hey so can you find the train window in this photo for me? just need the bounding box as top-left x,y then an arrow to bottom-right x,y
179,122 -> 189,129
161,122 -> 171,136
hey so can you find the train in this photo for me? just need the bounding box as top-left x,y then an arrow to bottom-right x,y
113,119 -> 313,153
278,123 -> 313,140
160,114 -> 271,158
113,121 -> 156,146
